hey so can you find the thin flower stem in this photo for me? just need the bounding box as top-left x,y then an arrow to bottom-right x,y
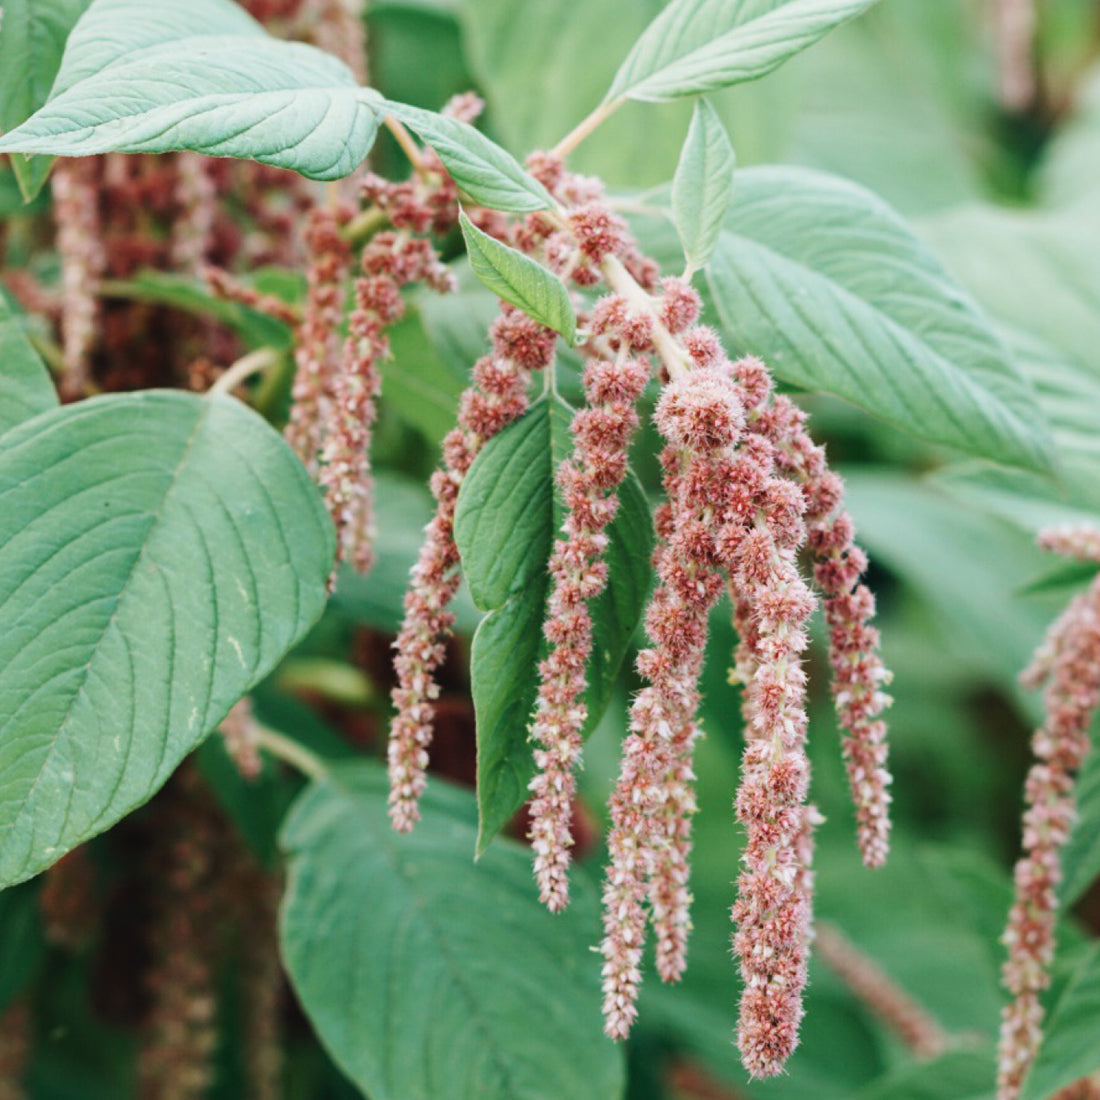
552,98 -> 623,160
254,726 -> 328,782
341,205 -> 389,249
208,347 -> 282,397
600,255 -> 692,380
385,115 -> 428,175
29,331 -> 65,375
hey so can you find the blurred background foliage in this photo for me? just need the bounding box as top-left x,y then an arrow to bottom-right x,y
2,1 -> 1100,1098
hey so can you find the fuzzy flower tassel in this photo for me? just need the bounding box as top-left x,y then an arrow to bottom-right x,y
997,527 -> 1100,1100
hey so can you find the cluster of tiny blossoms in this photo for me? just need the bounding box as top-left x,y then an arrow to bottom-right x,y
381,149 -> 892,1075
284,97 -> 482,577
998,526 -> 1100,1100
51,158 -> 105,400
320,226 -> 452,575
387,303 -> 558,828
387,148 -> 654,831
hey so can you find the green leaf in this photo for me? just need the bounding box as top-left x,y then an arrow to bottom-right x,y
1021,944 -> 1100,1100
853,1049 -> 995,1100
0,0 -> 383,180
459,212 -> 576,343
0,294 -> 58,436
100,271 -> 294,350
701,166 -> 1055,473
1061,747 -> 1100,908
671,98 -> 735,273
279,762 -> 625,1100
606,0 -> 880,102
1017,559 -> 1100,599
841,470 -> 1055,688
381,306 -> 468,444
0,0 -> 90,200
384,100 -> 553,212
0,391 -> 334,887
454,395 -> 653,851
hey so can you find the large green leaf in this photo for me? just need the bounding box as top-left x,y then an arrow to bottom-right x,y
671,98 -> 736,274
279,763 -> 625,1100
0,391 -> 334,886
454,395 -> 653,851
699,166 -> 1054,473
1021,944 -> 1100,1100
0,0 -> 90,198
852,1050 -> 995,1100
781,1 -> 987,217
459,213 -> 576,343
0,294 -> 58,436
606,0 -> 880,102
918,207 -> 1100,509
0,0 -> 383,179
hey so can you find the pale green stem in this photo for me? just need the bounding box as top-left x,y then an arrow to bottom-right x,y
385,114 -> 428,176
208,347 -> 282,397
255,726 -> 328,781
600,254 -> 692,381
551,98 -> 624,160
341,205 -> 389,249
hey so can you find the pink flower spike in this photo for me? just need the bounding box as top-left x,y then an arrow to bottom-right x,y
529,357 -> 649,911
388,306 -> 556,830
997,536 -> 1100,1100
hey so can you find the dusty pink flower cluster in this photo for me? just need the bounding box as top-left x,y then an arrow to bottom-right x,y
381,152 -> 892,1077
998,526 -> 1100,1100
285,147 -> 465,576
51,158 -> 105,400
171,152 -> 218,274
387,303 -> 559,829
771,413 -> 894,869
219,697 -> 263,781
529,353 -> 650,911
320,230 -> 452,575
284,205 -> 354,468
387,150 -> 652,832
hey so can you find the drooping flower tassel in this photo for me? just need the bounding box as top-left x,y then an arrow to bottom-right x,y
52,158 -> 105,401
764,383 -> 894,869
171,153 -> 217,274
528,354 -> 650,910
201,264 -> 302,326
997,530 -> 1100,1100
319,235 -> 453,577
727,488 -> 817,1076
387,306 -> 557,830
600,365 -> 744,1038
219,697 -> 263,781
284,205 -> 353,470
138,771 -> 223,1100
